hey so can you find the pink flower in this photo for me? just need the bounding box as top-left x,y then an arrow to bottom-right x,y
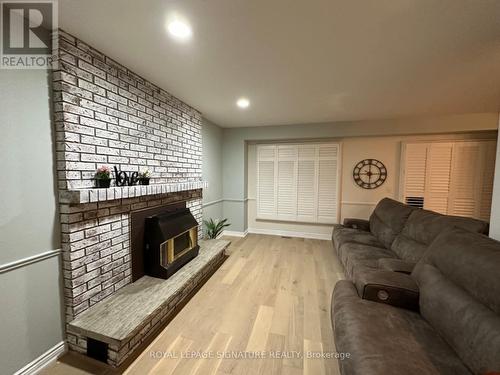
95,165 -> 111,179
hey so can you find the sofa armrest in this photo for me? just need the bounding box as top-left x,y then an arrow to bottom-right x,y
343,218 -> 370,231
378,258 -> 416,274
354,269 -> 419,311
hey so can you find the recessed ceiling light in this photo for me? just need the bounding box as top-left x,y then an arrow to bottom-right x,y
167,19 -> 192,41
236,98 -> 250,109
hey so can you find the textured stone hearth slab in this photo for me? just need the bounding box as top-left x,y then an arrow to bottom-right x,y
59,181 -> 208,204
67,239 -> 229,346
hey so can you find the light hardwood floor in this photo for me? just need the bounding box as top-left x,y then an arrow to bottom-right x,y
43,234 -> 345,375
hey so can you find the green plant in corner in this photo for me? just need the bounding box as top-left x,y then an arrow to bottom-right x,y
203,218 -> 230,239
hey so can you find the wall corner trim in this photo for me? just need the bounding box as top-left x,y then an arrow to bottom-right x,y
0,249 -> 62,274
13,341 -> 66,375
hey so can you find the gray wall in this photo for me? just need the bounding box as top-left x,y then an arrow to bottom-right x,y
202,118 -> 223,226
0,71 -> 60,262
221,113 -> 500,232
489,115 -> 500,240
0,70 -> 64,374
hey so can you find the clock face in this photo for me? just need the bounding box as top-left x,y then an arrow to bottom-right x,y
353,159 -> 387,189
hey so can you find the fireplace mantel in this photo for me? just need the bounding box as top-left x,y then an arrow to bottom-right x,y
59,181 -> 208,204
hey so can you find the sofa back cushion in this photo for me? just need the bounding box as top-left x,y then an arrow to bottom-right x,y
391,209 -> 489,262
412,228 -> 500,374
369,198 -> 415,248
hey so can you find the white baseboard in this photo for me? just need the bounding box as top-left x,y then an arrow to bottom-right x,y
221,230 -> 248,238
221,228 -> 331,240
247,227 -> 331,240
14,341 -> 66,375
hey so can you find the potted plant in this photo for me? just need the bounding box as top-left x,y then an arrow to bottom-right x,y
95,165 -> 111,188
139,169 -> 151,185
203,218 -> 231,239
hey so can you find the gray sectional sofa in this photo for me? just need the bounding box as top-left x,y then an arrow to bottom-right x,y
330,198 -> 500,375
332,198 -> 488,278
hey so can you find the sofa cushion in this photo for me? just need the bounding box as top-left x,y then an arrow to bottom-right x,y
332,281 -> 471,375
391,209 -> 489,263
413,228 -> 500,374
369,198 -> 415,249
378,258 -> 416,274
333,226 -> 385,252
340,243 -> 396,278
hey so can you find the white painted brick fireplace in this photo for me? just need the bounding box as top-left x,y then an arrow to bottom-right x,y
52,29 -> 207,352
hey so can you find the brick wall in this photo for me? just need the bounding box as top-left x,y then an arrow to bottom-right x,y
52,30 -> 205,322
53,30 -> 202,190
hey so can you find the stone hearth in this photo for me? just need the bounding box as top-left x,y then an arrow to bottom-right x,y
67,239 -> 229,366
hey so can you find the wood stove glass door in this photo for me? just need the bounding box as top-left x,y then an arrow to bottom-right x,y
159,227 -> 198,267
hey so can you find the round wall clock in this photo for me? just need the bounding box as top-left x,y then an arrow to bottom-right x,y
353,159 -> 387,189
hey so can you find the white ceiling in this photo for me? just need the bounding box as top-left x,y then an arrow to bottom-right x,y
60,0 -> 500,128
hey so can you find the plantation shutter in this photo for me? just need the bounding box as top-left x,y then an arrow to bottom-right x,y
402,143 -> 428,208
447,142 -> 481,217
317,144 -> 340,222
297,145 -> 317,222
257,142 -> 340,224
257,145 -> 277,219
425,142 -> 453,214
448,140 -> 497,220
478,141 -> 497,221
276,145 -> 297,220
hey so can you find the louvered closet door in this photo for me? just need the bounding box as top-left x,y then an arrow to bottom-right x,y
257,145 -> 277,219
478,141 -> 497,221
317,144 -> 340,223
402,140 -> 497,221
276,145 -> 298,220
297,145 -> 318,222
403,143 -> 428,208
448,141 -> 497,220
424,143 -> 453,214
448,142 -> 481,217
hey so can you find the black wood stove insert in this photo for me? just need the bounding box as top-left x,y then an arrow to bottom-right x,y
144,208 -> 199,279
131,203 -> 199,281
